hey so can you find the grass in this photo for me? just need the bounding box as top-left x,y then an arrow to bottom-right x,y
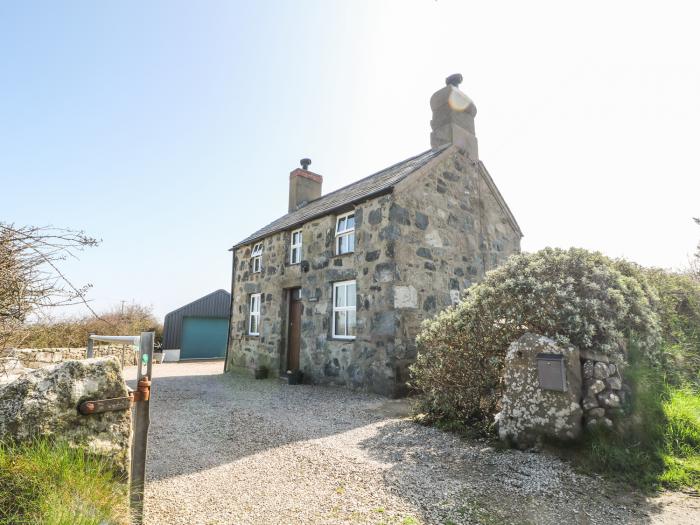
0,439 -> 128,525
659,388 -> 700,488
573,348 -> 700,492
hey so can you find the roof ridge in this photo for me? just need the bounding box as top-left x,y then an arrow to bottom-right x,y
299,145 -> 447,207
231,145 -> 451,249
164,289 -> 231,318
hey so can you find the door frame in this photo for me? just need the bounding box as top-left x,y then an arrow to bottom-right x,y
285,287 -> 302,373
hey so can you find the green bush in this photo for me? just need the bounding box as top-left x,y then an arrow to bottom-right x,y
0,439 -> 128,525
643,269 -> 700,385
410,248 -> 660,427
577,345 -> 700,490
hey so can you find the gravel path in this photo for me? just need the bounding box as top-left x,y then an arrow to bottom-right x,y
125,362 -> 699,525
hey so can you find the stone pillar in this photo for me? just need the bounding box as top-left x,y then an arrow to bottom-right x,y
496,333 -> 583,448
0,356 -> 132,476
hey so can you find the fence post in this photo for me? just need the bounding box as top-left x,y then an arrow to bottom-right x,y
130,331 -> 154,525
86,333 -> 94,358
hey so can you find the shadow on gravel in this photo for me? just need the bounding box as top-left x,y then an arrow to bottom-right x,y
357,419 -> 666,525
133,365 -> 671,524
138,368 -> 400,482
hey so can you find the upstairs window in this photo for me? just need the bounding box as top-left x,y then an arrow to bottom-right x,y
335,212 -> 355,255
290,229 -> 302,265
249,293 -> 261,335
332,280 -> 356,339
251,242 -> 263,273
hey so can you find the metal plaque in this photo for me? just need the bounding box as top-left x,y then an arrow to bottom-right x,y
536,353 -> 567,392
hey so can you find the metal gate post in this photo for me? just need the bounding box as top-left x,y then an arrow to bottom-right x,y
130,331 -> 154,525
86,333 -> 95,358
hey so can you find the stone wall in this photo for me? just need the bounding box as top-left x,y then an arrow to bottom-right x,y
581,351 -> 627,429
497,334 -> 630,448
390,149 -> 522,381
1,345 -> 138,370
228,192 -> 399,395
228,146 -> 522,396
0,357 -> 132,476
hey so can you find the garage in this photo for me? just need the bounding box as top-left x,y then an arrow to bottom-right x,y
180,317 -> 229,359
162,289 -> 231,361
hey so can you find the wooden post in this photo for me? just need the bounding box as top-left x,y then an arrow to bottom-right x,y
86,334 -> 94,358
130,331 -> 154,525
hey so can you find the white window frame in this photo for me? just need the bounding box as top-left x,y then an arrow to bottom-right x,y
251,242 -> 263,273
248,293 -> 261,335
335,211 -> 355,255
290,229 -> 302,265
332,280 -> 356,340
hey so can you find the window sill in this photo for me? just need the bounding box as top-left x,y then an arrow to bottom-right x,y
331,336 -> 356,342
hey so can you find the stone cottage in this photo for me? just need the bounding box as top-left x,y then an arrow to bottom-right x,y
226,74 -> 522,396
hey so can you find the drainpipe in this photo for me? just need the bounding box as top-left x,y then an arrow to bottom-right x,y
223,246 -> 237,373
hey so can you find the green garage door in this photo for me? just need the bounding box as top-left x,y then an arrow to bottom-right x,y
180,317 -> 229,360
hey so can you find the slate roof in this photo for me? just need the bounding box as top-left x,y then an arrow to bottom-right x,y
232,144 -> 450,248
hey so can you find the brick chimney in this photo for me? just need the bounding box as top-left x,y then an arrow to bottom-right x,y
430,73 -> 478,159
289,158 -> 322,212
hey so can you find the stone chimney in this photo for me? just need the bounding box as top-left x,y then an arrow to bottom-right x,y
430,73 -> 478,159
288,158 -> 323,212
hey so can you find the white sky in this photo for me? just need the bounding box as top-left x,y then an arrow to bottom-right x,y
3,0 -> 699,320
338,1 -> 700,272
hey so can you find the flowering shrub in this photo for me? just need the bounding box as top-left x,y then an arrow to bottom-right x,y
410,248 -> 661,427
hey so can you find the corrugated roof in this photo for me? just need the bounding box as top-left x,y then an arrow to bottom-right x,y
232,144 -> 450,248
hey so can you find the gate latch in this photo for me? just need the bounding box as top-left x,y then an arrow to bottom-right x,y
78,378 -> 152,415
130,378 -> 151,403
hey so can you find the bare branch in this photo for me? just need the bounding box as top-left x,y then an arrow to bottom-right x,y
0,222 -> 110,351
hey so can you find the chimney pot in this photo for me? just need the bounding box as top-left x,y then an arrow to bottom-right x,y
300,158 -> 312,170
445,73 -> 463,87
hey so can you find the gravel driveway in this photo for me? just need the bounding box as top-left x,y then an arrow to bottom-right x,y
125,362 -> 698,525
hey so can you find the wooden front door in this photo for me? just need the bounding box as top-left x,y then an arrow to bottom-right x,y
287,288 -> 302,370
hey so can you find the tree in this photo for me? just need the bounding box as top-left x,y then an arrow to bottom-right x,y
0,223 -> 100,351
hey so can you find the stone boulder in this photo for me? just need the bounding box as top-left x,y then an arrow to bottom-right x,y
0,357 -> 30,385
496,333 -> 583,448
0,357 -> 131,476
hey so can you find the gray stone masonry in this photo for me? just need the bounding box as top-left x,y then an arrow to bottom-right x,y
498,340 -> 630,446
497,333 -> 583,448
1,346 -> 138,370
430,74 -> 479,159
228,146 -> 521,397
582,356 -> 627,429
